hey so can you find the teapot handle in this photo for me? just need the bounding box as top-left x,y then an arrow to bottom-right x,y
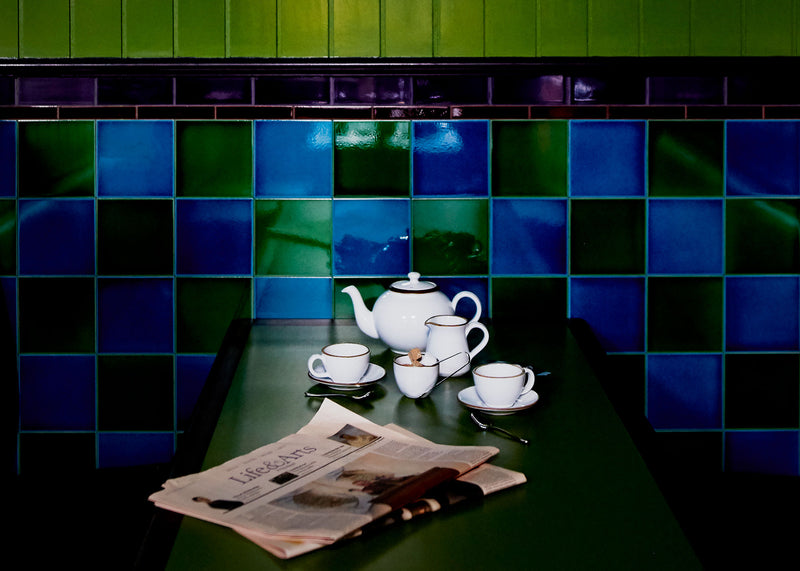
451,291 -> 482,323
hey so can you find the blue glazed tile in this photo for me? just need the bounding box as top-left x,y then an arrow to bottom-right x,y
435,277 -> 488,321
255,121 -> 332,197
569,121 -> 645,196
0,122 -> 15,197
570,277 -> 645,351
176,199 -> 253,275
19,199 -> 94,275
19,355 -> 95,430
727,121 -> 800,196
648,199 -> 723,274
725,431 -> 800,476
413,121 -> 489,196
726,277 -> 800,351
333,199 -> 410,275
177,355 -> 215,430
647,354 -> 722,429
98,278 -> 174,353
492,199 -> 567,274
97,121 -> 174,197
255,277 -> 332,318
98,432 -> 175,469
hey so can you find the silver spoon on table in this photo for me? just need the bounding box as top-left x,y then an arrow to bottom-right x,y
305,390 -> 374,401
470,413 -> 529,445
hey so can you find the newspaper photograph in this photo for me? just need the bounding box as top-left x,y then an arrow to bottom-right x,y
149,399 -> 499,545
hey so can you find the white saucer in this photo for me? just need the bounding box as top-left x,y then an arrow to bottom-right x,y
308,363 -> 385,391
457,386 -> 539,415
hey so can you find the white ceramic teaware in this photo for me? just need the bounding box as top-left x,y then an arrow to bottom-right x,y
342,272 -> 481,354
472,362 -> 535,409
393,352 -> 439,399
424,314 -> 489,377
307,342 -> 370,384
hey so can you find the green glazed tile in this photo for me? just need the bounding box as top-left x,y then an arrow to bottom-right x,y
332,0 -> 379,57
71,0 -> 122,57
588,0 -> 639,56
538,0 -> 588,56
176,122 -> 253,198
383,0 -> 433,57
175,0 -> 225,57
726,199 -> 800,274
436,0 -> 484,57
491,277 -> 567,323
0,0 -> 19,57
692,0 -> 742,56
485,0 -> 536,57
176,278 -> 252,353
648,121 -> 724,197
98,355 -> 174,431
725,354 -> 800,429
97,199 -> 174,276
18,122 -> 95,198
123,0 -> 174,57
605,354 -> 646,416
19,433 -> 96,474
228,0 -> 277,57
641,0 -> 691,56
0,200 -> 16,275
255,199 -> 332,276
570,199 -> 645,274
334,122 -> 410,197
412,198 -> 488,275
648,277 -> 723,352
19,0 -> 70,58
278,0 -> 329,57
744,0 -> 793,56
19,277 -> 95,353
492,121 -> 568,197
333,277 -> 394,319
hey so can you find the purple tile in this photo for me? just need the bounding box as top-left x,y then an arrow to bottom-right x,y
176,77 -> 252,105
18,77 -> 95,105
97,77 -> 174,105
492,75 -> 564,105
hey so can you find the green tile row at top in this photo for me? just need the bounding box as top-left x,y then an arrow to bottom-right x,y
2,0 -> 799,59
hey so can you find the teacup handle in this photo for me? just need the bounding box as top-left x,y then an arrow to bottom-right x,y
520,366 -> 536,396
465,322 -> 489,361
307,354 -> 330,379
452,291 -> 482,323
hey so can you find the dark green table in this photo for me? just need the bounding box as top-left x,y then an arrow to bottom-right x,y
139,319 -> 701,570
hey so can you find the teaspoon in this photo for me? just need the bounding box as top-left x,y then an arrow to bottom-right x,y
305,390 -> 374,400
470,413 -> 529,445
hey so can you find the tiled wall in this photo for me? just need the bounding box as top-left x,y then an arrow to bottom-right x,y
1,0 -> 799,58
3,112 -> 800,477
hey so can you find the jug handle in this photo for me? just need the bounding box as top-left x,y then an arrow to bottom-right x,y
451,291 -> 482,323
465,321 -> 489,361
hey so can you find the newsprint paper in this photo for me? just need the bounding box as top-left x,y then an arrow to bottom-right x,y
149,399 -> 526,559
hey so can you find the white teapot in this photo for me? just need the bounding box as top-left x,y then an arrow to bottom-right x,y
342,272 -> 482,353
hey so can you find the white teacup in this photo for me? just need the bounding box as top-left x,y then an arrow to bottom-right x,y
393,352 -> 439,399
473,362 -> 535,408
308,343 -> 370,384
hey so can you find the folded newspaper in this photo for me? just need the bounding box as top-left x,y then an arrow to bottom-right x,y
149,399 -> 526,559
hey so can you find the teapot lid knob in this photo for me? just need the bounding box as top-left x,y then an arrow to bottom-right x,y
390,272 -> 438,293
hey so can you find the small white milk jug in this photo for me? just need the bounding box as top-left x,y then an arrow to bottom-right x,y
424,314 -> 489,377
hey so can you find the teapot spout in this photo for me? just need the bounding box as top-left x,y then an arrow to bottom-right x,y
342,285 -> 379,339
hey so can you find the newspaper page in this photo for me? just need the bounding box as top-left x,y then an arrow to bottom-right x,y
232,417 -> 527,559
149,399 -> 499,546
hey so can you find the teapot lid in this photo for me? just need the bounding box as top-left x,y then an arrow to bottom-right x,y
389,272 -> 439,294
